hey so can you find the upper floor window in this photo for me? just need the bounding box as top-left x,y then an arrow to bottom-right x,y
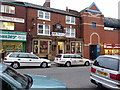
0,21 -> 14,30
66,16 -> 75,24
66,28 -> 75,38
38,24 -> 50,35
92,22 -> 97,28
0,5 -> 15,14
38,10 -> 50,20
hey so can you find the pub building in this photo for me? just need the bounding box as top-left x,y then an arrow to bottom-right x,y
25,1 -> 83,60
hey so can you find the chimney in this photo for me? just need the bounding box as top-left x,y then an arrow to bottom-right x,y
43,0 -> 50,7
66,7 -> 69,12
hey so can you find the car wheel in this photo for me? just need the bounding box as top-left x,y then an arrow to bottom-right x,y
65,62 -> 71,67
85,61 -> 90,66
41,62 -> 48,68
11,62 -> 20,69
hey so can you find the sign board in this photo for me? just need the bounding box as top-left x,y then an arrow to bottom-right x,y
0,16 -> 25,23
51,32 -> 65,37
0,31 -> 27,41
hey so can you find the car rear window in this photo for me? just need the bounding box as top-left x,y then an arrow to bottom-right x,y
93,57 -> 119,71
56,55 -> 62,58
9,53 -> 19,57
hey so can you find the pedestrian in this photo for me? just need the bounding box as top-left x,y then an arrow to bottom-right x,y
1,49 -> 5,62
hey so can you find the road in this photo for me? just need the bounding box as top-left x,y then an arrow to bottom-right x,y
17,64 -> 105,89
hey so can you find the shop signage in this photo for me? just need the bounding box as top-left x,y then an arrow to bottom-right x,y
0,16 -> 24,23
0,31 -> 27,41
104,44 -> 120,49
51,32 -> 65,37
53,23 -> 64,33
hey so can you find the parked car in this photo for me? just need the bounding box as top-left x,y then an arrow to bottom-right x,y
0,63 -> 67,90
90,55 -> 120,89
3,52 -> 51,68
54,54 -> 91,67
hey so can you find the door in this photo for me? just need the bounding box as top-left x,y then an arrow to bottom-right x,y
58,42 -> 64,54
90,45 -> 100,60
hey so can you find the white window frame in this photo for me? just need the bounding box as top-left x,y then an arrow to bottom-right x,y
66,16 -> 76,24
38,10 -> 50,21
37,24 -> 50,36
0,5 -> 15,14
66,28 -> 76,38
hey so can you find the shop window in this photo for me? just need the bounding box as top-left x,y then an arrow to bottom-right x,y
38,24 -> 50,35
0,5 -> 15,14
40,41 -> 48,54
66,16 -> 75,24
0,21 -> 14,30
66,28 -> 75,38
38,10 -> 50,20
71,42 -> 75,53
71,42 -> 82,53
33,41 -> 38,54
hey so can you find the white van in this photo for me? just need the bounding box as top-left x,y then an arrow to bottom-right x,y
90,55 -> 120,89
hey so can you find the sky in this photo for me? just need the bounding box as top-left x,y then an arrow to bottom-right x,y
15,0 -> 120,19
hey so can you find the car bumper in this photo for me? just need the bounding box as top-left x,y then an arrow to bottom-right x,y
54,60 -> 65,65
3,61 -> 12,66
90,73 -> 120,89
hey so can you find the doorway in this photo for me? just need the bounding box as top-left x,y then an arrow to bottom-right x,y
58,42 -> 64,54
90,45 -> 100,60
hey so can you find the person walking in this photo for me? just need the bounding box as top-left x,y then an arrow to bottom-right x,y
1,49 -> 5,62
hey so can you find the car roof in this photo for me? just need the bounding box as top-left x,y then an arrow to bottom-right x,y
0,63 -> 7,73
9,52 -> 31,54
58,54 -> 79,55
98,55 -> 120,60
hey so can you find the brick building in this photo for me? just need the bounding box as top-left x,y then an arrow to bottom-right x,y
0,1 -> 27,55
0,0 -> 120,60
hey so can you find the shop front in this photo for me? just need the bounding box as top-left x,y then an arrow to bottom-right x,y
104,44 -> 120,55
0,31 -> 27,55
32,36 -> 83,60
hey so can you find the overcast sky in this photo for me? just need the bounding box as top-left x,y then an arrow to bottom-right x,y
16,0 -> 119,19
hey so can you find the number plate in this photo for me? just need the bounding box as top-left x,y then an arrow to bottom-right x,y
97,71 -> 108,76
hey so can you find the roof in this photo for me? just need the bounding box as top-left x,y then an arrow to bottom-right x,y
104,17 -> 120,28
99,55 -> 120,60
0,63 -> 7,73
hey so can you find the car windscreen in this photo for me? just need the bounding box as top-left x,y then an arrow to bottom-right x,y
3,67 -> 28,88
93,57 -> 119,71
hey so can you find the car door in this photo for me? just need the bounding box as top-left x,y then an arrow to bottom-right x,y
17,53 -> 31,66
75,55 -> 84,65
28,54 -> 42,66
71,55 -> 78,65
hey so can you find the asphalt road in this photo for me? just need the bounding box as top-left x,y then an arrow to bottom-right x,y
17,64 -> 105,89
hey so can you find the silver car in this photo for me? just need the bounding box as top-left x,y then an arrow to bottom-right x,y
90,55 -> 120,89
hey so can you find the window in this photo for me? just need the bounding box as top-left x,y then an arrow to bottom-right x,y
63,55 -> 71,58
38,10 -> 50,20
66,16 -> 75,24
93,57 -> 119,71
71,42 -> 82,53
0,5 -> 15,14
9,54 -> 18,58
66,28 -> 75,38
92,22 -> 96,28
0,21 -> 14,30
38,24 -> 50,35
28,54 -> 39,59
40,41 -> 48,53
18,54 -> 28,58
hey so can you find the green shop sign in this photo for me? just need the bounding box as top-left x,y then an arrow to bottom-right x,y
0,31 -> 27,41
